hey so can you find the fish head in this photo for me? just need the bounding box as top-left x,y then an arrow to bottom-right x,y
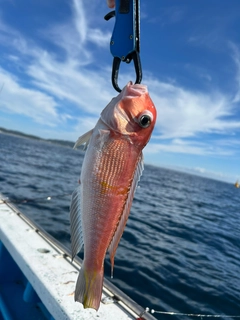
101,82 -> 157,147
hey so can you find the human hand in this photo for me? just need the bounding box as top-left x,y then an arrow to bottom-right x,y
107,0 -> 115,8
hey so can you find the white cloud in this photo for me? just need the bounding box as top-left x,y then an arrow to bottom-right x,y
72,0 -> 87,44
88,28 -> 111,47
0,0 -> 240,163
145,76 -> 240,139
0,68 -> 60,126
0,0 -> 114,130
74,116 -> 99,136
184,63 -> 212,82
26,53 -> 114,115
216,138 -> 240,148
144,138 -> 233,157
182,166 -> 234,183
194,167 -> 206,174
189,166 -> 240,184
72,0 -> 110,48
230,42 -> 240,103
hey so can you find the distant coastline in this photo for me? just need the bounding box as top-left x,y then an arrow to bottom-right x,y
0,127 -> 236,185
0,127 -> 75,148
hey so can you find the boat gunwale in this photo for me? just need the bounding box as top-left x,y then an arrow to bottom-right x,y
0,195 -> 156,320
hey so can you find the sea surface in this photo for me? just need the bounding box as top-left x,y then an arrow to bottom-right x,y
1,132 -> 240,319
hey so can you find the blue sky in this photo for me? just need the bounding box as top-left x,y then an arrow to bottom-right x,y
0,0 -> 240,183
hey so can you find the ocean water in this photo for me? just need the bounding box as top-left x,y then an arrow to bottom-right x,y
1,132 -> 240,319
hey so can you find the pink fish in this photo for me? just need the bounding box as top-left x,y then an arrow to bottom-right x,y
70,82 -> 157,310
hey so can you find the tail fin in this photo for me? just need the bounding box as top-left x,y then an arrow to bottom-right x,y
74,263 -> 104,310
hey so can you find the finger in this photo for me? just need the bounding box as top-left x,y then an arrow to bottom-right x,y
107,0 -> 115,8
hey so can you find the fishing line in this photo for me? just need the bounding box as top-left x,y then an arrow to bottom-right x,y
144,307 -> 240,318
0,193 -> 72,205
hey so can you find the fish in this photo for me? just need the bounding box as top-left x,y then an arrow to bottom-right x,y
70,82 -> 157,310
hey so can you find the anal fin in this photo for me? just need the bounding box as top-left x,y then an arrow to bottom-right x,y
108,152 -> 144,276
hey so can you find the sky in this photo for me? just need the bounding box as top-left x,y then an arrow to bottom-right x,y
0,0 -> 240,183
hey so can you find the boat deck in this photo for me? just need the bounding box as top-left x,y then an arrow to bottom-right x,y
0,196 -> 156,320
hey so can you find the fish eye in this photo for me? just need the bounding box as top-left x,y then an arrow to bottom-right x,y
138,114 -> 152,128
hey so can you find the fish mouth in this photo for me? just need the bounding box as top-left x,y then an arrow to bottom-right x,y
100,82 -> 149,135
123,81 -> 148,98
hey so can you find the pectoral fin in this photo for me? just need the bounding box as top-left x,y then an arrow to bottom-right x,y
70,185 -> 84,260
74,129 -> 94,150
108,152 -> 144,277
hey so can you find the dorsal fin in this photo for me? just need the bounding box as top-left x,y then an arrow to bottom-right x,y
108,152 -> 144,277
74,129 -> 93,150
70,185 -> 84,260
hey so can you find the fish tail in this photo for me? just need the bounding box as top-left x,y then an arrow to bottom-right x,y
74,262 -> 104,310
